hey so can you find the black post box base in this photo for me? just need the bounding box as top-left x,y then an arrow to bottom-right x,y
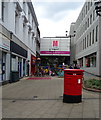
63,94 -> 82,103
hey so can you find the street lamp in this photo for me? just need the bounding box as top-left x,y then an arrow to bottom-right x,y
65,31 -> 76,38
66,31 -> 68,36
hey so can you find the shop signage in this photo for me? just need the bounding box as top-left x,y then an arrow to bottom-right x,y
52,41 -> 58,47
0,34 -> 10,51
52,41 -> 59,49
40,51 -> 70,54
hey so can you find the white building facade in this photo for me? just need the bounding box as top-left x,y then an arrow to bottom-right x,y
0,1 -> 40,84
40,37 -> 70,66
70,0 -> 101,76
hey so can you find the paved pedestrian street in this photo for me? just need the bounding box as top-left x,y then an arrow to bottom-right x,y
2,77 -> 100,118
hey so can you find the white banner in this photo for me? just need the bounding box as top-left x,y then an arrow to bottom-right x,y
0,34 -> 10,51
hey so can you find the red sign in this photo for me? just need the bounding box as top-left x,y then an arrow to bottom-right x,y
52,41 -> 58,47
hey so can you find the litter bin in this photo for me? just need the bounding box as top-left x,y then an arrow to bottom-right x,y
10,71 -> 19,83
63,69 -> 84,103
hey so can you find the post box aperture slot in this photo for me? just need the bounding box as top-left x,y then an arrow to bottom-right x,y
66,72 -> 83,75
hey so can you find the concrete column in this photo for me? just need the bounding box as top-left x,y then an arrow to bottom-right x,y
83,57 -> 86,67
6,53 -> 10,81
16,56 -> 18,71
21,58 -> 23,77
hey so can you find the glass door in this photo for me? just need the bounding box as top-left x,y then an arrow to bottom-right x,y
2,52 -> 6,81
0,51 -> 2,82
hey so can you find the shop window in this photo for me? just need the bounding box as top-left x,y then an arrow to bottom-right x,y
86,57 -> 89,67
11,55 -> 17,71
79,58 -> 83,68
86,53 -> 96,67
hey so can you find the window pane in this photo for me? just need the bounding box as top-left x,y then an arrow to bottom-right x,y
87,35 -> 89,47
89,32 -> 91,46
96,25 -> 98,42
92,29 -> 94,44
2,2 -> 4,21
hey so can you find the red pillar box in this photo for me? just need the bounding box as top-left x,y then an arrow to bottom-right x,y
63,69 -> 84,103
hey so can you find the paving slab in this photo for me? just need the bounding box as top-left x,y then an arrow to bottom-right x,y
2,77 -> 100,119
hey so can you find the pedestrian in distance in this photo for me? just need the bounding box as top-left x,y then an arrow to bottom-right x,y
69,64 -> 73,69
49,70 -> 52,76
73,60 -> 80,69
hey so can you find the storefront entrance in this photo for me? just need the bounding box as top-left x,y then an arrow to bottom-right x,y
2,52 -> 6,81
0,51 -> 6,82
18,58 -> 22,78
0,51 -> 2,82
31,55 -> 36,75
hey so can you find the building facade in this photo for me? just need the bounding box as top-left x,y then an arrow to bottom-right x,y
0,1 -> 40,84
40,37 -> 70,66
70,0 -> 101,76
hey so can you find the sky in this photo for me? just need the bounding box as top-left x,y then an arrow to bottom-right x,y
32,0 -> 85,37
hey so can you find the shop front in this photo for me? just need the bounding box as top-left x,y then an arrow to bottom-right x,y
85,53 -> 96,67
0,33 -> 10,84
31,54 -> 36,75
10,41 -> 27,78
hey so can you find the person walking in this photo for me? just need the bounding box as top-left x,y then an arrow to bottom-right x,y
49,70 -> 52,76
73,60 -> 80,69
45,69 -> 49,76
69,64 -> 73,69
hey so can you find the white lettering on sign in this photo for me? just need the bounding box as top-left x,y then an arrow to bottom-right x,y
78,79 -> 81,84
